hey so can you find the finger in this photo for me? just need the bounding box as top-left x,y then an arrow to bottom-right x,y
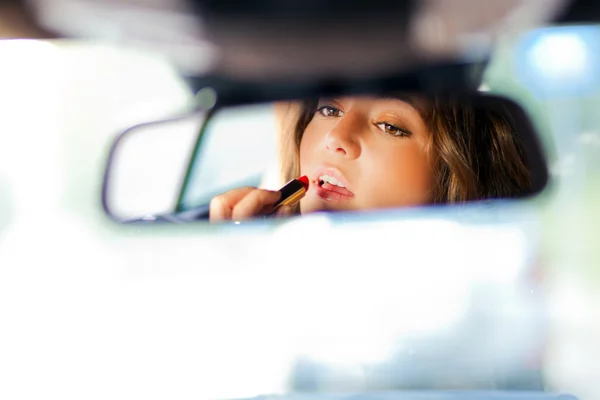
231,189 -> 281,221
209,187 -> 256,222
274,205 -> 295,217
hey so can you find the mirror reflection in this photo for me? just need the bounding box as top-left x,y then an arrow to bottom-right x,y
105,113 -> 204,221
103,93 -> 548,223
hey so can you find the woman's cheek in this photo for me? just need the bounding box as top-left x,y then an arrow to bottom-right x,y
367,146 -> 434,207
298,126 -> 317,169
298,139 -> 309,173
394,148 -> 434,204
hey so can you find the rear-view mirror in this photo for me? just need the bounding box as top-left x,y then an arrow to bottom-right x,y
102,91 -> 549,224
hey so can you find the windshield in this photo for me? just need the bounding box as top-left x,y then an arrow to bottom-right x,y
178,103 -> 280,211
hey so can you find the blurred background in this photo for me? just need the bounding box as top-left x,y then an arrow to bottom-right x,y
1,1 -> 600,399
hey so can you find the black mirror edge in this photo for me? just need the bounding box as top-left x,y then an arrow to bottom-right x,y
478,93 -> 551,200
182,60 -> 488,107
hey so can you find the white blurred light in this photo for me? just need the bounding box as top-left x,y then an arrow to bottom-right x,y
550,153 -> 576,178
268,215 -> 530,368
0,40 -> 63,215
527,32 -> 590,82
578,131 -> 600,147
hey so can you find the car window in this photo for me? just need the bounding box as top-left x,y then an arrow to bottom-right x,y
178,103 -> 280,211
484,24 -> 600,178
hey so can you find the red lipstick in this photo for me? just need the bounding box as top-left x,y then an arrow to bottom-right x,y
273,175 -> 309,209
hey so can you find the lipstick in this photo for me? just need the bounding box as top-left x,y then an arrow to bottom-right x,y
273,175 -> 309,209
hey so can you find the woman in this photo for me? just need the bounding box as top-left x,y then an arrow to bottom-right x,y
209,94 -> 531,222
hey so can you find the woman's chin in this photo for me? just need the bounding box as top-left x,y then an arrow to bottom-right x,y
299,199 -> 351,215
299,200 -> 326,215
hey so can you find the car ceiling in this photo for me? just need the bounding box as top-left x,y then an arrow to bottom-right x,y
21,0 -> 595,80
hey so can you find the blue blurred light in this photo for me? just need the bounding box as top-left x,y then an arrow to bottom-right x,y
514,25 -> 600,98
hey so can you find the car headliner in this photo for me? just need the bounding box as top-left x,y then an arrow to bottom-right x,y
23,0 -> 574,79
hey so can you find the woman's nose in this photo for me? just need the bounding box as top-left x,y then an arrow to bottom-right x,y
324,116 -> 362,159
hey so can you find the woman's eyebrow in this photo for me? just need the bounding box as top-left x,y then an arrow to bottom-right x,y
317,97 -> 341,105
384,95 -> 416,105
383,95 -> 427,116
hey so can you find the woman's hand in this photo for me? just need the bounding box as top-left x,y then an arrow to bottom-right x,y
209,187 -> 282,222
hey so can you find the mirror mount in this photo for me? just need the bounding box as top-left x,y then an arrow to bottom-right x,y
184,61 -> 487,107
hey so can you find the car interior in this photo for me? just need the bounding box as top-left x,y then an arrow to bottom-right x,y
2,1 -> 600,399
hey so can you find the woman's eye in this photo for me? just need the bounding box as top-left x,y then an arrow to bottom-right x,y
317,105 -> 343,118
376,122 -> 411,137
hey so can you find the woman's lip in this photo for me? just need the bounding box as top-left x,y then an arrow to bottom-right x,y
314,182 -> 354,201
320,182 -> 354,197
311,167 -> 351,191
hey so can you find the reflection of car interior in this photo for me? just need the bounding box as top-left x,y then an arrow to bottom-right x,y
176,103 -> 283,213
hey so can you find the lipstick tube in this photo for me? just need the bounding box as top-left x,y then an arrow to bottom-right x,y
273,175 -> 309,209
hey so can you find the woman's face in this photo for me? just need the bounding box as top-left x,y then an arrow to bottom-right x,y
299,96 -> 434,214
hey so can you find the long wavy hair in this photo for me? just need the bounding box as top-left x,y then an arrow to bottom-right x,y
275,95 -> 532,213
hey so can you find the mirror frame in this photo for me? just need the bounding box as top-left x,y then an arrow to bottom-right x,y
101,64 -> 551,224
